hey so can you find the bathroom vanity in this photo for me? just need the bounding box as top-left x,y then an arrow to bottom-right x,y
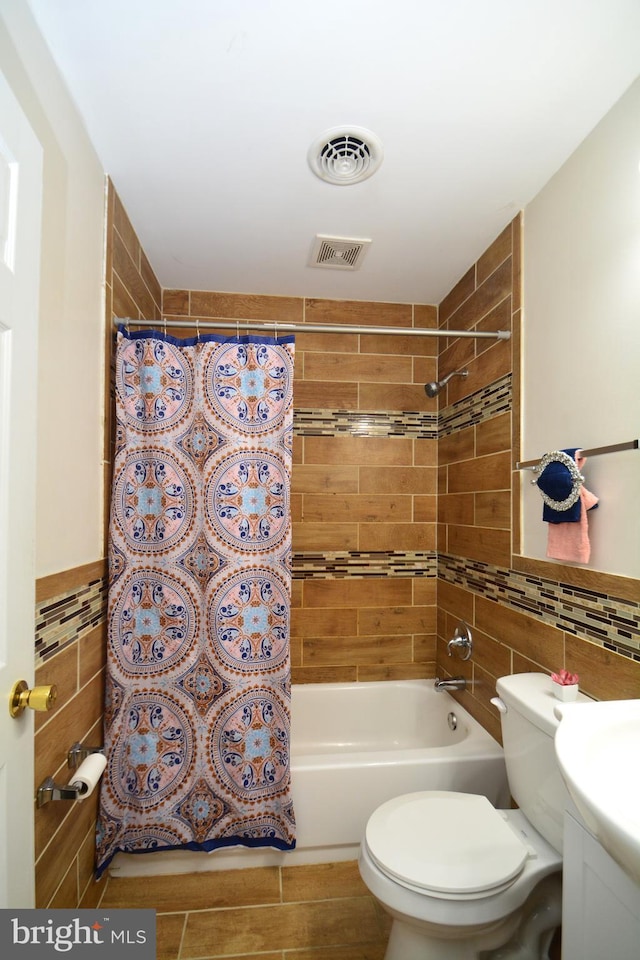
562,810 -> 640,960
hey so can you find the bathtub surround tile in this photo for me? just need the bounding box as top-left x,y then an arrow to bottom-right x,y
440,373 -> 512,437
292,463 -> 359,493
358,522 -> 436,552
188,290 -> 303,322
303,577 -> 413,607
304,297 -> 413,328
303,634 -> 414,667
359,381 -> 434,411
303,435 -> 415,466
357,662 -> 435,682
291,665 -> 358,684
477,225 -> 512,285
447,525 -> 511,568
445,257 -> 513,336
303,351 -> 413,384
293,522 -> 360,552
301,493 -> 413,523
439,554 -> 640,659
293,379 -> 359,408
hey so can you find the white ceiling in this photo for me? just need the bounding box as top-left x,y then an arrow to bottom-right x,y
27,0 -> 640,305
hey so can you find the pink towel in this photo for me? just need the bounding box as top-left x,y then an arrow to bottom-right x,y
546,453 -> 598,563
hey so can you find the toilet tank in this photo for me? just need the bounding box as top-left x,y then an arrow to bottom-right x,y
495,672 -> 592,854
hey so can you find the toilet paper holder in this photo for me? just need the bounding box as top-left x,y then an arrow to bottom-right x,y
36,742 -> 105,807
67,741 -> 104,769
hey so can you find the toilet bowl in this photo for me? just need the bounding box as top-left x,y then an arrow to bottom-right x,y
358,673 -> 589,959
359,791 -> 561,959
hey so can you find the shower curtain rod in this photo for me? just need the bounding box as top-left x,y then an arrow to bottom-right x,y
114,316 -> 511,340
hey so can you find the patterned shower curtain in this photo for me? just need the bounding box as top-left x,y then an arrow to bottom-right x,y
96,327 -> 296,877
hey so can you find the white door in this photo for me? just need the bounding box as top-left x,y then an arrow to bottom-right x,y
0,69 -> 43,908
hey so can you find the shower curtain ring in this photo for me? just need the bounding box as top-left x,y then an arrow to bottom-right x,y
163,316 -> 167,337
195,317 -> 200,342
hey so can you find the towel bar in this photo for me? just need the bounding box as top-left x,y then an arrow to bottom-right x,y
515,439 -> 638,470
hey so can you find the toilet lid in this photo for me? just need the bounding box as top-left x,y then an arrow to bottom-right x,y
365,791 -> 529,899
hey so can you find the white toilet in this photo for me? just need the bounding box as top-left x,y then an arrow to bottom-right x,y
359,672 -> 590,959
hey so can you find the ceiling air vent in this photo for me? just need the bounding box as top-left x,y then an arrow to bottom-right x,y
309,235 -> 372,271
308,126 -> 384,185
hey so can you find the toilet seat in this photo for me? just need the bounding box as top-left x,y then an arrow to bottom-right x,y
365,791 -> 531,900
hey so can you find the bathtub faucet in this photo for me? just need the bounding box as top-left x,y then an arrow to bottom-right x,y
434,676 -> 467,692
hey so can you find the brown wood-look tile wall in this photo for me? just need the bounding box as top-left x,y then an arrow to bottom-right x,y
161,289 -> 440,684
435,216 -> 639,740
104,180 -> 163,554
34,562 -> 106,908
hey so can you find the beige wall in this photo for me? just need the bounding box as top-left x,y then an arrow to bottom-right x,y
0,0 -> 106,578
522,76 -> 640,578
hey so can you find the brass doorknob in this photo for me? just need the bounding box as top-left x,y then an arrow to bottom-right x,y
9,680 -> 57,718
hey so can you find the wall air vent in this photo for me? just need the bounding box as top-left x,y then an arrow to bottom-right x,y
308,127 -> 384,185
309,235 -> 372,271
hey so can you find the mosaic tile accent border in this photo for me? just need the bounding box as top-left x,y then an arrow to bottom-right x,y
440,373 -> 512,437
294,409 -> 437,439
35,576 -> 107,667
34,554 -> 636,666
293,376 -> 511,441
439,553 -> 640,660
293,551 -> 437,579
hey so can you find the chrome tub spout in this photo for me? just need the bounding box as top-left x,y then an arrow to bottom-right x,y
434,676 -> 466,692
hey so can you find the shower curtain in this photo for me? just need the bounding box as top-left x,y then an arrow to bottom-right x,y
96,327 -> 296,878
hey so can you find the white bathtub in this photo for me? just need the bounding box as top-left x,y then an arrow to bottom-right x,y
111,680 -> 508,876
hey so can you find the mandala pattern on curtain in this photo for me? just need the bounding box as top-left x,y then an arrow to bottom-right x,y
96,328 -> 296,877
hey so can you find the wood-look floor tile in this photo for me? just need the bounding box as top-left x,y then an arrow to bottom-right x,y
156,913 -> 185,960
100,867 -> 280,911
281,860 -> 369,902
286,945 -> 387,959
181,897 -> 382,956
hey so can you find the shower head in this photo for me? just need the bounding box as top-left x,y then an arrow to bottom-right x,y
424,368 -> 469,398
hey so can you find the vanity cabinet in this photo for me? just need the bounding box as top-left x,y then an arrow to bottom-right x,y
562,810 -> 640,960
